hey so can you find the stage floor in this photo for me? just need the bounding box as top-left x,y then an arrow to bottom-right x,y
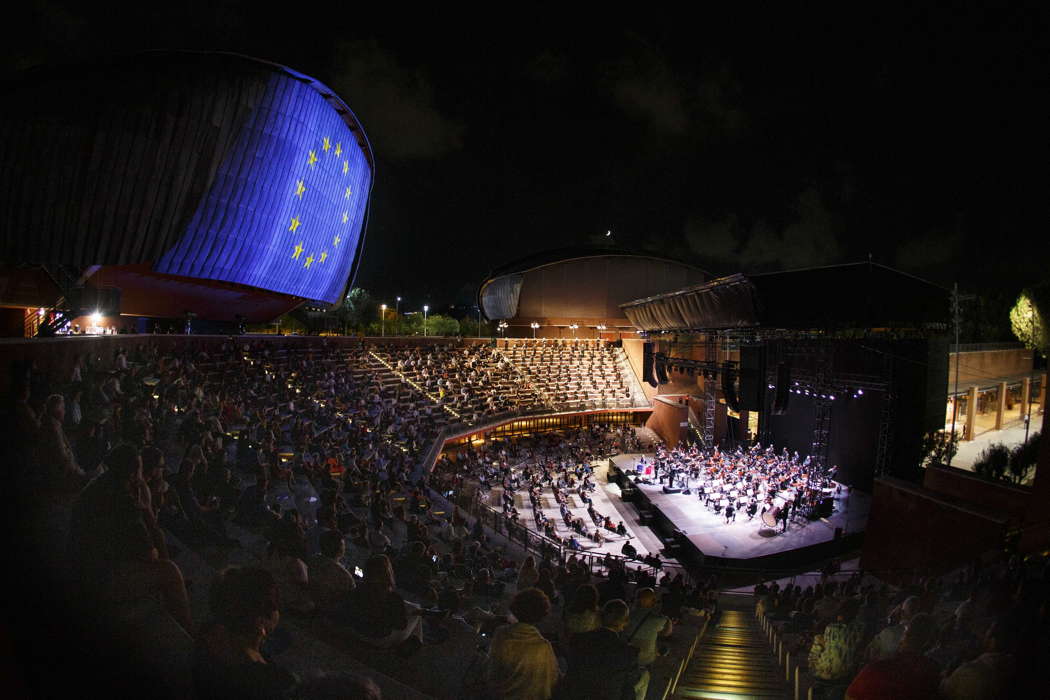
608,455 -> 870,561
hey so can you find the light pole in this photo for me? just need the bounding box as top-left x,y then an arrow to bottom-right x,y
530,322 -> 539,339
423,305 -> 429,337
596,324 -> 606,339
395,296 -> 401,336
380,304 -> 386,337
498,321 -> 508,338
1025,299 -> 1036,443
570,323 -> 578,339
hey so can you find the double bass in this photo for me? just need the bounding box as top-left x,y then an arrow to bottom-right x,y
761,505 -> 780,528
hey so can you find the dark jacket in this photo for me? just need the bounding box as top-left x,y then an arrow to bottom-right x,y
560,626 -> 642,700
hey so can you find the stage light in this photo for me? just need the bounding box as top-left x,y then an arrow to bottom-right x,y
830,395 -> 836,400
768,384 -> 775,389
857,389 -> 864,395
90,310 -> 102,325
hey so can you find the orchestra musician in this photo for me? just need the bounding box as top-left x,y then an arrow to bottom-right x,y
650,441 -> 837,532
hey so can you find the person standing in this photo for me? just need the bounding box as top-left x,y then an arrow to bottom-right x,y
625,588 -> 673,669
561,599 -> 646,700
485,588 -> 560,700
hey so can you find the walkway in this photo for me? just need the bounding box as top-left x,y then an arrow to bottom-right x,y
676,595 -> 789,699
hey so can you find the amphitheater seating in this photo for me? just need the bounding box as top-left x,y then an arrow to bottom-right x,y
16,336 -> 698,700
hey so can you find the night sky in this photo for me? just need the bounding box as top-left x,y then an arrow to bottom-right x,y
7,3 -> 1049,324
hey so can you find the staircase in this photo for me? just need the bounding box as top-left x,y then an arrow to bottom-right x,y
675,597 -> 789,699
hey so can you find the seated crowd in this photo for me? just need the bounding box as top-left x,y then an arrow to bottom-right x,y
754,553 -> 1048,699
431,424 -> 645,553
500,339 -> 641,410
10,336 -> 701,700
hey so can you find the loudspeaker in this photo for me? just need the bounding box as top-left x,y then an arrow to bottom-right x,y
722,364 -> 740,412
773,362 -> 791,415
655,359 -> 669,384
739,346 -> 766,411
643,342 -> 657,387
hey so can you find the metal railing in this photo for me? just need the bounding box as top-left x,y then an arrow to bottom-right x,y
444,488 -> 695,586
950,342 -> 1026,353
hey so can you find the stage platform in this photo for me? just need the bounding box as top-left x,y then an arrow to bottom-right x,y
607,454 -> 870,568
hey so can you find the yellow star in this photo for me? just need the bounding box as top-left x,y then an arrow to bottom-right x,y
342,211 -> 349,224
333,234 -> 341,247
307,150 -> 318,167
292,241 -> 304,259
345,185 -> 352,199
289,216 -> 301,232
322,136 -> 331,152
304,254 -> 315,269
294,180 -> 306,198
342,160 -> 349,175
335,142 -> 342,157
319,250 -> 328,263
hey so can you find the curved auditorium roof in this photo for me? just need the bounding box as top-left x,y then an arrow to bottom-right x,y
620,262 -> 949,331
0,51 -> 373,306
479,248 -> 708,323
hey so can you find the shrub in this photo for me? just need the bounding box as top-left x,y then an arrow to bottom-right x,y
973,443 -> 1010,481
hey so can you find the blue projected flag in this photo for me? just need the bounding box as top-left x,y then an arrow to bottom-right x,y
155,72 -> 371,303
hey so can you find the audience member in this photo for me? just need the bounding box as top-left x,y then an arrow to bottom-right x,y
486,588 -> 560,700
561,598 -> 646,700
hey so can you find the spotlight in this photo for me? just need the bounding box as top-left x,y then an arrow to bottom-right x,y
830,395 -> 836,400
768,384 -> 775,389
857,389 -> 864,395
90,310 -> 102,325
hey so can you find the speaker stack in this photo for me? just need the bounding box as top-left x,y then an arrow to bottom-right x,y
739,346 -> 766,411
772,362 -> 791,415
643,342 -> 657,387
722,364 -> 740,412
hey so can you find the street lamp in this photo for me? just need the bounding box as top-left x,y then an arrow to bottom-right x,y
423,305 -> 429,337
530,322 -> 539,339
395,296 -> 401,336
570,323 -> 579,338
380,304 -> 386,337
498,321 -> 508,338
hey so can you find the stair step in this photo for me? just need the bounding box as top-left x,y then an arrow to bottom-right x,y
677,689 -> 786,700
683,674 -> 786,689
687,658 -> 778,671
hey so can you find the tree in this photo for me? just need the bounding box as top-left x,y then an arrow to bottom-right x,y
1008,431 -> 1041,485
1010,291 -> 1048,358
920,430 -> 959,468
336,287 -> 375,334
425,314 -> 460,337
459,317 -> 493,338
973,443 -> 1010,481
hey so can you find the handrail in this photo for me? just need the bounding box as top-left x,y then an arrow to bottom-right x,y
459,493 -> 695,585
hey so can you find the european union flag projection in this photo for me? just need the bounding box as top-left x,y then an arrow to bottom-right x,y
155,72 -> 372,303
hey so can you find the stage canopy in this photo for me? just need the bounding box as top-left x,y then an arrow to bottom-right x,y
479,247 -> 707,325
620,262 -> 950,332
